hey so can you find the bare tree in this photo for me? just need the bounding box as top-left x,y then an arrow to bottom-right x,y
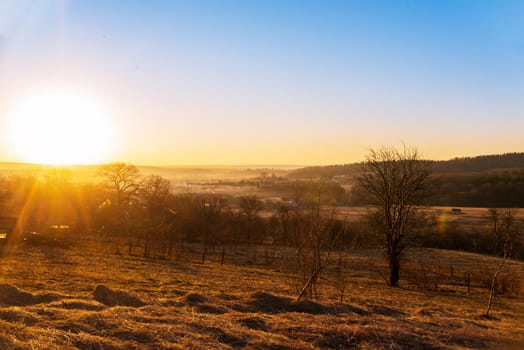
295,205 -> 344,301
98,163 -> 142,250
280,180 -> 347,301
140,174 -> 171,257
200,195 -> 227,263
485,208 -> 521,317
239,195 -> 264,246
358,145 -> 430,287
99,163 -> 142,208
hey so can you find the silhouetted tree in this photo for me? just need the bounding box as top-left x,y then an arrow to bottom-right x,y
358,146 -> 430,287
140,174 -> 171,257
200,195 -> 228,263
98,163 -> 142,249
485,208 -> 522,316
239,195 -> 263,246
99,163 -> 142,208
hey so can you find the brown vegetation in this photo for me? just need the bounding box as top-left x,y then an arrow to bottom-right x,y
0,239 -> 522,349
0,161 -> 522,348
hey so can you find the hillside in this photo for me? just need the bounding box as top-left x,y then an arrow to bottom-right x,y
432,153 -> 524,173
0,240 -> 522,349
288,153 -> 524,179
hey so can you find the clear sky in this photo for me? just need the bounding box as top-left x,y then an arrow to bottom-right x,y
0,0 -> 523,165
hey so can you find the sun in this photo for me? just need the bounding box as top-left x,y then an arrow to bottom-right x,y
6,90 -> 114,165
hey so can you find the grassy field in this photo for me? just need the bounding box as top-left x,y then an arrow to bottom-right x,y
0,240 -> 522,349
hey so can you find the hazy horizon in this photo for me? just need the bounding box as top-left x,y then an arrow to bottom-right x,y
0,150 -> 523,169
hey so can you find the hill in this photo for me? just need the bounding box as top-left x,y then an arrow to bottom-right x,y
432,153 -> 524,173
288,153 -> 524,180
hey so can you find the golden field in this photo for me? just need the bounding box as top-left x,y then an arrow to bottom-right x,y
0,238 -> 522,349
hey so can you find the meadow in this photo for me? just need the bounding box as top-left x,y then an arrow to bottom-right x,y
0,237 -> 522,349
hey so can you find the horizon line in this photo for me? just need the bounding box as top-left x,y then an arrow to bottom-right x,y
0,150 -> 523,169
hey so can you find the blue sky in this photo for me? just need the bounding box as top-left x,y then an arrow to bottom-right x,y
0,0 -> 523,165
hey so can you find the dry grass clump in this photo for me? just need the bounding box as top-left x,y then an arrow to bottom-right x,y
179,291 -> 209,305
0,283 -> 63,306
93,285 -> 146,307
292,299 -> 329,314
244,291 -> 292,313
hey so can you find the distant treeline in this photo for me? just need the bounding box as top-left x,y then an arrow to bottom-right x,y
431,152 -> 524,173
426,170 -> 524,207
289,152 -> 524,180
288,163 -> 361,179
0,165 -> 521,261
289,153 -> 524,208
350,169 -> 524,208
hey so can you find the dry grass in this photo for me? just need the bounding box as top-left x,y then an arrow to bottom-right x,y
0,240 -> 522,349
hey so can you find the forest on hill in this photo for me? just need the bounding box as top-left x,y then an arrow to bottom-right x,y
431,152 -> 524,173
289,152 -> 524,179
289,153 -> 524,208
349,169 -> 524,207
427,170 -> 524,207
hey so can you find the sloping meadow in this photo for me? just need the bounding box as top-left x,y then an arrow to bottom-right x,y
0,242 -> 522,349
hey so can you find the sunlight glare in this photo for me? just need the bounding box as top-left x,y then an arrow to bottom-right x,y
7,90 -> 114,165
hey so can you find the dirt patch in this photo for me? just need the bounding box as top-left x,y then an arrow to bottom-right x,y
93,285 -> 146,307
0,283 -> 62,306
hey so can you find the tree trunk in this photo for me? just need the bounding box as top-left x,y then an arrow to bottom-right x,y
297,262 -> 323,301
389,255 -> 400,287
485,260 -> 506,317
